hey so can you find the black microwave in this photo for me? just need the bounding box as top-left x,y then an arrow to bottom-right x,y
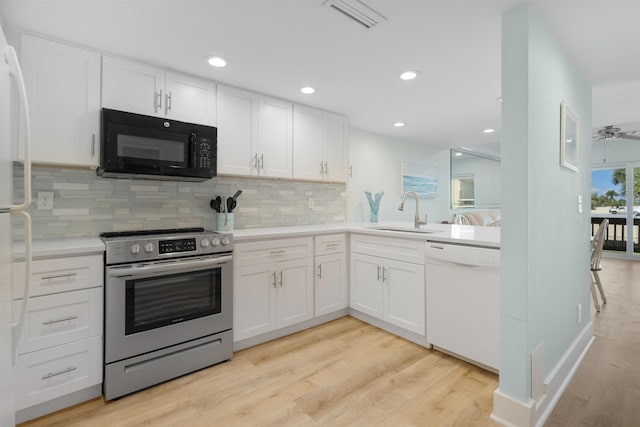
97,109 -> 216,182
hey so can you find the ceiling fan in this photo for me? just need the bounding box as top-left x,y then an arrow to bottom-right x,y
592,125 -> 640,142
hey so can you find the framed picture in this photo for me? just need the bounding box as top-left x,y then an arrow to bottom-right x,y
560,100 -> 579,171
401,162 -> 437,199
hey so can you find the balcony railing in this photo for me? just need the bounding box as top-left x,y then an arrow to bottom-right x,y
591,215 -> 640,253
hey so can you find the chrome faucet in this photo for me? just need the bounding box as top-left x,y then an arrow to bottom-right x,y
399,191 -> 427,228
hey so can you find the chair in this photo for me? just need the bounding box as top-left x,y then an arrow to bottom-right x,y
590,218 -> 609,312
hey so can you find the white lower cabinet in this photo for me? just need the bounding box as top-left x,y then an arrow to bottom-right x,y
15,336 -> 101,411
315,253 -> 347,316
12,253 -> 103,418
350,235 -> 426,336
314,234 -> 347,317
234,238 -> 313,342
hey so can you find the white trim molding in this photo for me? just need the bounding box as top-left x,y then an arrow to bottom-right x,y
491,321 -> 594,427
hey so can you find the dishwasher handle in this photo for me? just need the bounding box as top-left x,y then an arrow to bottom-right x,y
425,243 -> 500,270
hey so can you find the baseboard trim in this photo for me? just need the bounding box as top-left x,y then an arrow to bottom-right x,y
233,309 -> 349,351
491,321 -> 594,427
16,384 -> 102,424
349,309 -> 429,347
536,321 -> 594,427
491,389 -> 535,427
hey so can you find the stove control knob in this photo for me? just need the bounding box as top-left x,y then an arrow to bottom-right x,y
221,236 -> 230,246
130,244 -> 141,254
200,239 -> 210,248
211,238 -> 220,247
144,243 -> 154,253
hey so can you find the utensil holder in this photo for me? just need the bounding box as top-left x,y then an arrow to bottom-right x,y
216,212 -> 234,231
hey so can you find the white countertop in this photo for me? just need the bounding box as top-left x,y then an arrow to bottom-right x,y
13,237 -> 105,260
11,222 -> 499,260
234,222 -> 500,248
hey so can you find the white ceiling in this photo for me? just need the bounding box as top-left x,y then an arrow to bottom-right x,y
1,0 -> 639,149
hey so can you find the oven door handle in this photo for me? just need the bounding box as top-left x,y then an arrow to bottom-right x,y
108,255 -> 232,278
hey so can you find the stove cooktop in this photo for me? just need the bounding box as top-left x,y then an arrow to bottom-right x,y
100,227 -> 208,239
100,227 -> 233,265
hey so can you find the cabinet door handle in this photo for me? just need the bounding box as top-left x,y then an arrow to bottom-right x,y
269,250 -> 286,255
41,366 -> 77,380
166,91 -> 172,113
272,271 -> 277,288
377,265 -> 381,281
278,271 -> 283,287
43,315 -> 78,326
158,89 -> 163,111
324,161 -> 328,176
252,153 -> 258,170
260,153 -> 264,170
382,267 -> 387,282
317,264 -> 322,279
348,165 -> 353,177
91,134 -> 96,158
320,161 -> 324,175
325,243 -> 339,249
41,273 -> 77,281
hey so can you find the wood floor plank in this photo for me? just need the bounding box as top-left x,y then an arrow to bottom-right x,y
19,317 -> 499,427
546,258 -> 640,427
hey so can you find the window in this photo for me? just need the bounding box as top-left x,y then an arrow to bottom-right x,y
452,175 -> 475,209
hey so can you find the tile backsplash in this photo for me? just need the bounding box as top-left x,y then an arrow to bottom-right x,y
12,165 -> 347,240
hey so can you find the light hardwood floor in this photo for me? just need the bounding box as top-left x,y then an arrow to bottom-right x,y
20,317 -> 498,427
545,257 -> 640,427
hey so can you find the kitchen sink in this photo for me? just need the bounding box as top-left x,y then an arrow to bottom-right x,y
366,226 -> 438,234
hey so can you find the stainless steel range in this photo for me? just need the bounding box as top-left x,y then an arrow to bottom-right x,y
100,227 -> 233,400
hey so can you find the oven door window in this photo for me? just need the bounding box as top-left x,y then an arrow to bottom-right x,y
107,124 -> 191,172
125,268 -> 221,335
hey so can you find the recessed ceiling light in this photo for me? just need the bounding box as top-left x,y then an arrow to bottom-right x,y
455,152 -> 463,156
483,128 -> 495,134
393,122 -> 405,127
300,86 -> 315,94
400,71 -> 418,80
207,56 -> 227,67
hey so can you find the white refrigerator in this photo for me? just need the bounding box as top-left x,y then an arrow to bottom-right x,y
1,22 -> 33,427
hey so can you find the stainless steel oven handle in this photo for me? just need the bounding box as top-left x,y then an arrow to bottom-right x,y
108,255 -> 232,278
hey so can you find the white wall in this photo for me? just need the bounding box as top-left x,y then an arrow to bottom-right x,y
347,128 -> 450,224
499,2 -> 592,416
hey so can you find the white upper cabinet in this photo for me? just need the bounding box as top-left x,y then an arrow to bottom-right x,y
19,35 -> 101,167
258,96 -> 292,178
324,112 -> 349,182
102,57 -> 163,117
217,85 -> 292,178
165,71 -> 217,126
292,105 -> 325,181
216,85 -> 258,176
102,56 -> 216,126
293,105 -> 348,183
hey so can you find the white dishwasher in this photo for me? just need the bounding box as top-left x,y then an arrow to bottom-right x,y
425,241 -> 500,371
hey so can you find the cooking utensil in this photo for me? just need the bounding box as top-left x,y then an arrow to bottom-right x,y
226,190 -> 242,213
210,196 -> 222,213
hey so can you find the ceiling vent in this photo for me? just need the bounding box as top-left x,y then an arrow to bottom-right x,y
323,0 -> 387,29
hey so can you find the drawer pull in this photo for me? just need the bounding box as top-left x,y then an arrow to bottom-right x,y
43,315 -> 78,326
269,250 -> 286,255
41,366 -> 77,380
325,243 -> 339,248
42,273 -> 77,280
